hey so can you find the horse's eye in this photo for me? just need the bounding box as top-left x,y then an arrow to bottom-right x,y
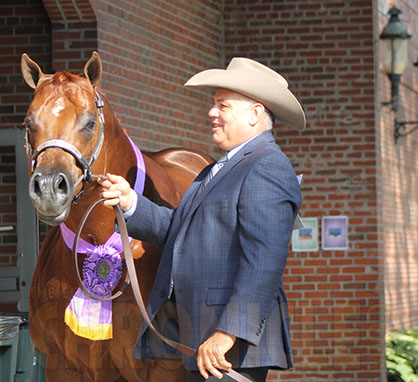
84,120 -> 96,131
24,118 -> 36,132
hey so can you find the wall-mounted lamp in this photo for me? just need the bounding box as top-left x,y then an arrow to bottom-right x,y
380,6 -> 418,142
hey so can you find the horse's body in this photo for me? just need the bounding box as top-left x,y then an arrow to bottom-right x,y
22,52 -> 212,381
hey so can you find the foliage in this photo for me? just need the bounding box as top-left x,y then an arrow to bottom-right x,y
386,329 -> 418,382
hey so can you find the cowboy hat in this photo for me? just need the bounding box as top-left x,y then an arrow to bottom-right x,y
184,57 -> 306,131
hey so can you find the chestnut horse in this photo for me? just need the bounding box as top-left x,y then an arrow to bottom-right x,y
21,52 -> 212,382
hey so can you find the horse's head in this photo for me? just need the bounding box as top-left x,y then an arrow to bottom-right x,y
22,52 -> 105,226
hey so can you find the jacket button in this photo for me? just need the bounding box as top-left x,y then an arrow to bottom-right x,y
160,291 -> 166,298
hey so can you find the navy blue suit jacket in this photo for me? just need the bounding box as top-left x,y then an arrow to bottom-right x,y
126,131 -> 301,371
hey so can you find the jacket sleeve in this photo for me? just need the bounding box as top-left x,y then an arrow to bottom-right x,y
125,193 -> 175,247
216,153 -> 301,346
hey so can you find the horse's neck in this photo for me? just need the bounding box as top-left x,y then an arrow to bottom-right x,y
63,117 -> 136,245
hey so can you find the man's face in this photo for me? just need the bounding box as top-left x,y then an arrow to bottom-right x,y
208,88 -> 261,151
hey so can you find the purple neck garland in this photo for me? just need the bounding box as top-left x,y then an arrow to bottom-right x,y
62,135 -> 145,340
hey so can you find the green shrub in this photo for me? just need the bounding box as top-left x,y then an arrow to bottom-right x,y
386,329 -> 418,382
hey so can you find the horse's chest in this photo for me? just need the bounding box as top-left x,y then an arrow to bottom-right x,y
30,232 -> 77,324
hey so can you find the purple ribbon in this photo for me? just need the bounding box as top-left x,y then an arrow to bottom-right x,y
63,135 -> 145,340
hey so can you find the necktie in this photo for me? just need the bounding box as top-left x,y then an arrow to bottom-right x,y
202,154 -> 227,189
196,154 -> 228,197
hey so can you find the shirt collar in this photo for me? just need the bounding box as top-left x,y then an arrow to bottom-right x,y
226,133 -> 262,160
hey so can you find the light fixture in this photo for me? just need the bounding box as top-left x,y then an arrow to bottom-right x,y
380,6 -> 418,142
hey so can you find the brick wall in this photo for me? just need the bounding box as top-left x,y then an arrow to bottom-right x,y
95,0 -> 224,154
378,0 -> 418,331
0,0 -> 51,131
222,1 -> 385,381
41,0 -> 97,72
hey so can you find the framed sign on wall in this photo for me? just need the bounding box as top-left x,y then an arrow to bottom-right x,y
321,216 -> 348,250
292,217 -> 319,252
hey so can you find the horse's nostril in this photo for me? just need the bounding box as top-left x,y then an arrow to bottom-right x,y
33,176 -> 41,197
55,174 -> 68,195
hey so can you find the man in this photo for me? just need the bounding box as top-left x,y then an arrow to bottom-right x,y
100,57 -> 305,382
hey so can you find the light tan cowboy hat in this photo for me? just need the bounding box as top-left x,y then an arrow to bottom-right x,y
185,57 -> 306,131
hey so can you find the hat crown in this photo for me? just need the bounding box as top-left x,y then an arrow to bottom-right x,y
227,57 -> 288,88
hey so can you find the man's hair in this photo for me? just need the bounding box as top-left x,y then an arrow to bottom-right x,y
265,108 -> 275,129
241,96 -> 274,130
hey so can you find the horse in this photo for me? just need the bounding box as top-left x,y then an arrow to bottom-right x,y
21,51 -> 213,382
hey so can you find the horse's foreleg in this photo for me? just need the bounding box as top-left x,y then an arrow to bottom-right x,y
43,341 -> 112,382
147,360 -> 187,382
44,349 -> 84,382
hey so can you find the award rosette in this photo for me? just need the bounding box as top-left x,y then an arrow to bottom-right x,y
62,227 -> 126,341
62,135 -> 145,340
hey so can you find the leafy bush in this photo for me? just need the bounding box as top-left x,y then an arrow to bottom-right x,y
386,329 -> 418,382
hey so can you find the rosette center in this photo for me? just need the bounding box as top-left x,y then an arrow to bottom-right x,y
97,261 -> 111,279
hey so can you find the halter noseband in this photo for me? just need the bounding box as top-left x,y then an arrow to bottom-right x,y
26,92 -> 105,203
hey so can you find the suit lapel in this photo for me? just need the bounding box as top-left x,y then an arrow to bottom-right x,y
188,131 -> 275,214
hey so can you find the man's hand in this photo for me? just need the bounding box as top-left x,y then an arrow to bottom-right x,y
99,173 -> 135,211
197,331 -> 236,380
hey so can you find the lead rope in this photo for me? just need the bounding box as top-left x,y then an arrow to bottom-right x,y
113,202 -> 252,382
71,170 -> 251,382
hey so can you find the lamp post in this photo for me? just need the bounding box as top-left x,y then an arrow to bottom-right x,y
380,6 -> 411,112
380,6 -> 418,142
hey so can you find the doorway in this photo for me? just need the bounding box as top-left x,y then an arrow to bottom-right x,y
0,128 -> 38,313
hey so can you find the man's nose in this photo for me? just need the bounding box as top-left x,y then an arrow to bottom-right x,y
208,106 -> 218,118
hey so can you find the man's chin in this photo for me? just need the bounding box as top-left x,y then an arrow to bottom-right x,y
212,135 -> 228,151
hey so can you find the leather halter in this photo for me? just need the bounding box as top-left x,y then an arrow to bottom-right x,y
25,92 -> 105,203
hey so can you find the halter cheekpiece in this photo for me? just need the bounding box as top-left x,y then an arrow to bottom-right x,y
25,92 -> 106,203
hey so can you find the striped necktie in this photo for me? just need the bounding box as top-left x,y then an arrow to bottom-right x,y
200,154 -> 228,191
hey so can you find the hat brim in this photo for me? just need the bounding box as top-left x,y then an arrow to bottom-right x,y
185,69 -> 306,131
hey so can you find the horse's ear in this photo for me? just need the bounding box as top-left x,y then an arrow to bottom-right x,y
84,51 -> 102,87
21,53 -> 44,89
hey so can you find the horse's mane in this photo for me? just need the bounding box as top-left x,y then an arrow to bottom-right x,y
52,71 -> 84,85
41,72 -> 93,96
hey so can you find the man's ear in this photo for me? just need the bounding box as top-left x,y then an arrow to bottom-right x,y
249,103 -> 265,126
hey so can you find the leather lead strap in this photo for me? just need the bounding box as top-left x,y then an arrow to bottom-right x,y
71,196 -> 252,382
113,203 -> 253,382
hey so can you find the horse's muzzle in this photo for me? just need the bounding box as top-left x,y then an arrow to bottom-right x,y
29,169 -> 73,226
